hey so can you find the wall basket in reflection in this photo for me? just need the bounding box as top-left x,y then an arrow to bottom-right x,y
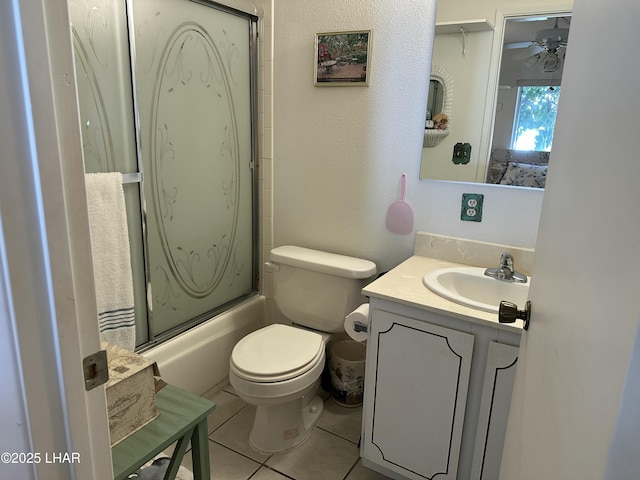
423,128 -> 449,148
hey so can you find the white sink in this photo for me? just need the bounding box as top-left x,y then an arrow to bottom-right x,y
422,267 -> 529,314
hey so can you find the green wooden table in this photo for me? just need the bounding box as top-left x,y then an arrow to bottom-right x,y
111,384 -> 216,480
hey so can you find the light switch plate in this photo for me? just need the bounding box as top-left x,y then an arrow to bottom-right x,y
461,193 -> 483,222
452,142 -> 472,164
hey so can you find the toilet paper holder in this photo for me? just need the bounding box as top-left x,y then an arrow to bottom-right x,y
353,321 -> 368,333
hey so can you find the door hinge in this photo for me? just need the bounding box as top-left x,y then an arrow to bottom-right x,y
83,350 -> 109,391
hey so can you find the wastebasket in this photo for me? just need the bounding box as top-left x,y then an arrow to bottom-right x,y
328,340 -> 366,407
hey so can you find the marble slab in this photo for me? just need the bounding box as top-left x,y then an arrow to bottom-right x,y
414,232 -> 535,276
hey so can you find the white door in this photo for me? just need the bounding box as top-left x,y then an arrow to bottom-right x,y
0,1 -> 112,479
500,0 -> 640,478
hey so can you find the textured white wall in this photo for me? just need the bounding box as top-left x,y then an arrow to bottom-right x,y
273,0 -> 545,273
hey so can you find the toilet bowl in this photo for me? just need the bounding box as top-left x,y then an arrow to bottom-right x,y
229,246 -> 377,454
229,324 -> 327,453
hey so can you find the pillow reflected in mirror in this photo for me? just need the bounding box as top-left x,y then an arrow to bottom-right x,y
499,162 -> 547,189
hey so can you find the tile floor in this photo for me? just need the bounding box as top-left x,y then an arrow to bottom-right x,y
176,383 -> 391,480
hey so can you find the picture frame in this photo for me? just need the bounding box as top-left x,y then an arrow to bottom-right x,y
314,30 -> 371,86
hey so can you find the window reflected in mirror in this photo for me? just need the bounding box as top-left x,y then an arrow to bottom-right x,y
512,85 -> 561,151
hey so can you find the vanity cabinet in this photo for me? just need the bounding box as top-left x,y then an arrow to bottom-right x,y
361,299 -> 521,480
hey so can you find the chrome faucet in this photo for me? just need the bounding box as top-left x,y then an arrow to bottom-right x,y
484,253 -> 528,283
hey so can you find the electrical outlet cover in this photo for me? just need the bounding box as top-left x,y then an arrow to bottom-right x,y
461,193 -> 483,222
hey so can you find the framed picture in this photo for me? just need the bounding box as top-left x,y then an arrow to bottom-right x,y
314,30 -> 371,86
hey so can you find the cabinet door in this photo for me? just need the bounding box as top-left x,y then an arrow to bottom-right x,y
362,310 -> 474,480
470,341 -> 519,480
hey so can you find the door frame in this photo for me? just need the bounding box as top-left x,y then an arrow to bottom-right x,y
1,0 -> 112,478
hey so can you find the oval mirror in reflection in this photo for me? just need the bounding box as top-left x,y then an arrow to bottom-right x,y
427,79 -> 444,122
424,65 -> 453,148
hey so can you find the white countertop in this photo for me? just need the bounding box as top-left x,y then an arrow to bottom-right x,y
363,255 -> 524,333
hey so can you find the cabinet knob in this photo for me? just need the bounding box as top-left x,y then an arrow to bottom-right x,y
499,300 -> 531,331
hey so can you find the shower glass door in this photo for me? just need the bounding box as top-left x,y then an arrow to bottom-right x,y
132,0 -> 257,337
72,0 -> 258,346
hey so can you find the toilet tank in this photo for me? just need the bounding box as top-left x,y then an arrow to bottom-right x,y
269,246 -> 377,333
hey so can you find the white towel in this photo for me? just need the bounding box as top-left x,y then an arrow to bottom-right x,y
85,172 -> 135,351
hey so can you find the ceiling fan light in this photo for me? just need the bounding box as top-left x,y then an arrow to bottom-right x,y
541,51 -> 560,72
525,54 -> 541,70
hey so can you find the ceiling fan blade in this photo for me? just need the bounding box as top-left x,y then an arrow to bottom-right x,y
504,41 -> 534,50
512,45 -> 545,60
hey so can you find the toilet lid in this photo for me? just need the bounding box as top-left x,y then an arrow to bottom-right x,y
231,324 -> 325,382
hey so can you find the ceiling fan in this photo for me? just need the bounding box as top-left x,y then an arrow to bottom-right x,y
504,17 -> 570,72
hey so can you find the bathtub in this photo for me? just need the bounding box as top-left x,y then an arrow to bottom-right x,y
144,295 -> 266,395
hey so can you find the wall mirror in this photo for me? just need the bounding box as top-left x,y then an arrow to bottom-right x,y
420,7 -> 572,188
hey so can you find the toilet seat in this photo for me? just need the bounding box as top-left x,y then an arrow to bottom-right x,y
230,324 -> 325,383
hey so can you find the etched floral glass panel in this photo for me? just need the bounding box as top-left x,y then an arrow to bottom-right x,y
133,0 -> 255,335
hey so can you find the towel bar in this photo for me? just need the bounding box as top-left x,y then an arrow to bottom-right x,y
121,172 -> 143,184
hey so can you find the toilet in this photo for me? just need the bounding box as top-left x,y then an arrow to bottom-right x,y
229,245 -> 377,453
